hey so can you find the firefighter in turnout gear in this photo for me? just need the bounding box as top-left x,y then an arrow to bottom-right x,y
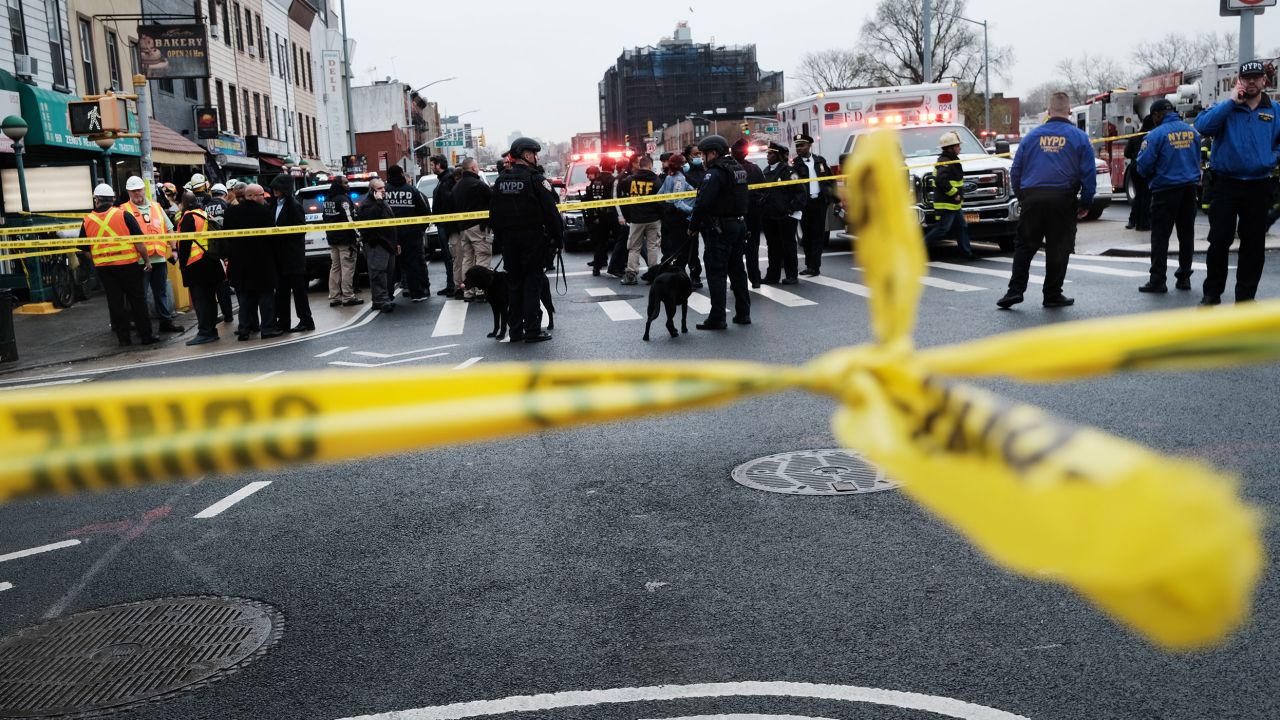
80,183 -> 157,346
922,132 -> 975,258
489,137 -> 563,343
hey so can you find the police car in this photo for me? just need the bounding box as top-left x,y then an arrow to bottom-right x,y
298,178 -> 370,281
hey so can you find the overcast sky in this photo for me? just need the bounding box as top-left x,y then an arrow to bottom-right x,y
344,0 -> 1279,145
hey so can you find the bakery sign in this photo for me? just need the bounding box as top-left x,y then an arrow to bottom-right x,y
137,24 -> 210,79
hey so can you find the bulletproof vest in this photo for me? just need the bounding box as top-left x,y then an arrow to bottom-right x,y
709,157 -> 749,216
586,175 -> 611,200
382,181 -> 418,215
489,165 -> 542,231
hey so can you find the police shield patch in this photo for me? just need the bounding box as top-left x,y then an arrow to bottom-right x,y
542,180 -> 553,192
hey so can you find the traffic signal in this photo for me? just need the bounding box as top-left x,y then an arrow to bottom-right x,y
741,122 -> 751,136
624,134 -> 630,147
478,133 -> 486,148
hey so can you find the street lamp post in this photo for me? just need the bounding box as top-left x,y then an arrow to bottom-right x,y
2,116 -> 31,217
411,77 -> 456,96
935,12 -> 991,139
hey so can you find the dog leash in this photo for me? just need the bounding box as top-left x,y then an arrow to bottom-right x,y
553,248 -> 568,296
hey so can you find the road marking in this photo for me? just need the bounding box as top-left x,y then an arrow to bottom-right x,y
0,539 -> 81,563
585,287 -> 616,297
352,343 -> 459,358
749,284 -> 818,307
600,300 -> 643,321
453,357 -> 484,371
1070,254 -> 1213,270
329,352 -> 451,368
928,260 -> 1052,285
333,680 -> 1029,720
0,582 -> 12,592
193,481 -> 273,519
919,275 -> 986,292
641,715 -> 836,720
432,300 -> 468,337
0,377 -> 91,391
247,370 -> 285,383
985,256 -> 1146,277
802,274 -> 871,298
314,346 -> 349,358
687,293 -> 711,314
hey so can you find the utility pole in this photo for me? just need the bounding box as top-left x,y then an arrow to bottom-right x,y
134,75 -> 154,193
922,0 -> 933,83
340,0 -> 356,154
1240,9 -> 1256,64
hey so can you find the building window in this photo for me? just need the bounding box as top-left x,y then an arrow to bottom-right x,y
233,2 -> 242,51
310,115 -> 318,157
243,88 -> 251,137
105,30 -> 121,89
297,111 -> 303,151
184,78 -> 197,99
266,30 -> 273,74
278,36 -> 287,79
305,51 -> 312,92
221,0 -> 230,46
264,96 -> 272,137
291,43 -> 299,87
216,79 -> 226,131
8,0 -> 28,61
252,92 -> 261,136
244,7 -> 253,54
159,78 -> 173,94
77,17 -> 97,94
45,0 -> 67,87
255,14 -> 264,63
128,39 -> 138,76
229,84 -> 240,135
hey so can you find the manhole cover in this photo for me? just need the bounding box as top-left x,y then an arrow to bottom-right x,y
732,449 -> 901,495
0,596 -> 283,718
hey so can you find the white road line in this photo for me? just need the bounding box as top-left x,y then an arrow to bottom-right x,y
246,370 -> 285,383
928,261 -> 1051,285
453,357 -> 484,371
983,256 -> 1146,277
1070,254 -> 1214,270
599,300 -> 643,321
585,287 -> 616,297
0,539 -> 81,564
687,293 -> 711,314
193,481 -> 273,519
0,377 -> 91,391
563,270 -> 597,277
919,275 -> 986,292
802,274 -> 871,297
328,352 -> 450,368
749,284 -> 818,307
314,346 -> 349,358
0,581 -> 12,592
432,300 -> 468,337
352,343 -> 459,358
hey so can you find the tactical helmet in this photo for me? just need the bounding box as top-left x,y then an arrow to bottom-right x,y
510,137 -> 541,155
697,134 -> 730,156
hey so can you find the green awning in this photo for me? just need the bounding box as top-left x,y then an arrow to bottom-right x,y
0,70 -> 140,156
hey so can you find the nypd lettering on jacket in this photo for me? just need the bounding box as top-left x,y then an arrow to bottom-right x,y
383,189 -> 417,208
1010,117 -> 1097,204
498,180 -> 527,194
1136,113 -> 1202,190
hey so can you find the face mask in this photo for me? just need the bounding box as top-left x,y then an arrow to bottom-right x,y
681,163 -> 690,173
691,157 -> 703,167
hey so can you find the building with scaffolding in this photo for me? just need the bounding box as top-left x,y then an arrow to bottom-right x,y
598,22 -> 783,152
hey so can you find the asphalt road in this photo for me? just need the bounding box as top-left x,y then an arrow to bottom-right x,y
1,226 -> 1278,720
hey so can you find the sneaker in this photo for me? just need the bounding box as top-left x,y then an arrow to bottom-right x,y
607,270 -> 624,279
1042,295 -> 1075,308
289,322 -> 316,332
342,298 -> 364,306
996,291 -> 1024,309
1138,281 -> 1168,294
621,272 -> 638,285
329,299 -> 342,307
411,294 -> 429,303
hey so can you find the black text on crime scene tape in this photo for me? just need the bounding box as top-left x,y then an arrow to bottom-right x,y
11,393 -> 320,494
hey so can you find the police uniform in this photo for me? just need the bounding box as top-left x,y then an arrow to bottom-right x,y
1194,60 -> 1280,304
690,152 -> 751,328
384,173 -> 432,300
999,115 -> 1096,308
583,168 -> 615,275
733,139 -> 767,286
790,133 -> 836,276
489,161 -> 563,342
1135,101 -> 1201,292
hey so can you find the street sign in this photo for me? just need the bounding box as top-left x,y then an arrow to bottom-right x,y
1221,0 -> 1272,15
765,124 -> 778,133
435,139 -> 464,147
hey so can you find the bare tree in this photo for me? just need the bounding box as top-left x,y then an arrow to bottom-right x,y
1054,54 -> 1129,101
1132,32 -> 1239,76
794,49 -> 873,95
1022,82 -> 1061,114
857,0 -> 1013,87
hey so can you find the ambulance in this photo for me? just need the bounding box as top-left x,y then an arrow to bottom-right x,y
778,83 -> 1019,249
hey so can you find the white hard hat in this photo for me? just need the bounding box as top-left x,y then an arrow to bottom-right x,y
189,172 -> 208,186
226,178 -> 242,190
93,183 -> 115,198
938,131 -> 962,149
210,183 -> 228,195
125,176 -> 145,191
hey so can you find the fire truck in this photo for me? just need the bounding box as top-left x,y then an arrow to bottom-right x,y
778,83 -> 1019,248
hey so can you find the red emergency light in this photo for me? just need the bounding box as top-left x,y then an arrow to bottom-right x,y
938,93 -> 954,103
823,102 -> 840,112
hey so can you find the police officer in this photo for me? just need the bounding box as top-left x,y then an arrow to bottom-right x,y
1135,98 -> 1201,293
792,132 -> 837,276
384,164 -> 432,301
760,142 -> 805,285
689,134 -> 750,329
922,131 -> 975,258
731,137 -> 766,287
80,183 -> 156,346
489,137 -> 562,343
1194,60 -> 1280,305
584,163 -> 615,276
998,91 -> 1096,309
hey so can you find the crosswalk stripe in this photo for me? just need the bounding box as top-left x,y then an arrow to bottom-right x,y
802,274 -> 871,297
585,287 -> 615,297
749,284 -> 819,307
600,300 -> 643,321
1068,254 -> 1212,271
687,293 -> 711,314
918,274 -> 985,292
985,257 -> 1146,277
928,261 -> 1049,285
431,300 -> 468,337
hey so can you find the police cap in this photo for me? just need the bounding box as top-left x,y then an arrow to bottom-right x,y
697,134 -> 730,156
793,132 -> 814,145
1240,60 -> 1266,77
767,141 -> 789,156
1149,98 -> 1176,115
510,137 -> 541,155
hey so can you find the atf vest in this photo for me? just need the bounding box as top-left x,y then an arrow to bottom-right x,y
178,209 -> 210,266
83,208 -> 139,267
122,201 -> 169,258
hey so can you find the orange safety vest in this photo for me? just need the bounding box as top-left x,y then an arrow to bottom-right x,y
121,201 -> 170,258
177,209 -> 210,266
83,208 -> 139,267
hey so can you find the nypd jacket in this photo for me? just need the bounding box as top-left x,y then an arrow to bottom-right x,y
1010,117 -> 1096,205
1194,93 -> 1280,181
383,179 -> 430,241
1136,113 -> 1201,190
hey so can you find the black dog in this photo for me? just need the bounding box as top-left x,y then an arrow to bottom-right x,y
643,266 -> 693,341
464,265 -> 555,341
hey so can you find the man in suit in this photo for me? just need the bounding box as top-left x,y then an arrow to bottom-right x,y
791,132 -> 839,276
270,173 -> 312,332
223,183 -> 281,340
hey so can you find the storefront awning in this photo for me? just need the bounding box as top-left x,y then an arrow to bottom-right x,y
259,155 -> 284,168
149,119 -> 206,165
218,153 -> 261,171
0,71 -> 141,156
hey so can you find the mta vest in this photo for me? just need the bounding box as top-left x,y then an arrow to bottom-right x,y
83,208 -> 138,266
178,209 -> 210,265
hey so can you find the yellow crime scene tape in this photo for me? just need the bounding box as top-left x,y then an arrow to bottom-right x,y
0,130 -> 1273,651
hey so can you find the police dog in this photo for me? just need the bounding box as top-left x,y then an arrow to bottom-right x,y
463,265 -> 555,341
643,265 -> 693,341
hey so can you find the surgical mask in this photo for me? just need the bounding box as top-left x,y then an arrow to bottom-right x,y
691,157 -> 703,167
682,163 -> 690,173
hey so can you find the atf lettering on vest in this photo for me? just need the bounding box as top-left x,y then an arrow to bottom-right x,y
629,179 -> 655,195
84,208 -> 139,267
123,201 -> 169,258
179,209 -> 210,266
